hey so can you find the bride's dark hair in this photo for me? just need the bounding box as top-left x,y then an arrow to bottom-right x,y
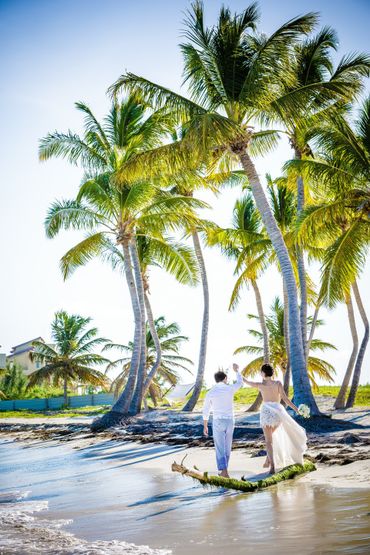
261,363 -> 274,377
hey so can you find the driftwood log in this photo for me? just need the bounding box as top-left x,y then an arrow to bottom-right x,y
171,456 -> 316,493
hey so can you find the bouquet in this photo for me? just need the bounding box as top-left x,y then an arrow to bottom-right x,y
298,404 -> 310,418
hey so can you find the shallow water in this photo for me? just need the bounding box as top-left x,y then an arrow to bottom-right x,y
0,438 -> 369,554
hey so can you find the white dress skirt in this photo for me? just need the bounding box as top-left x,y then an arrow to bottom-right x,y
260,402 -> 307,469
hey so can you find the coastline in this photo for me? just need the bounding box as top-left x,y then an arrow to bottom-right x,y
1,406 -> 369,484
1,414 -> 370,555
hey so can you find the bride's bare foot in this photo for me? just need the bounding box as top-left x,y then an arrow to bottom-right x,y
263,457 -> 270,468
268,466 -> 275,475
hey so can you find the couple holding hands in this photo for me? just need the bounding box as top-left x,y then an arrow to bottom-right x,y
202,363 -> 308,477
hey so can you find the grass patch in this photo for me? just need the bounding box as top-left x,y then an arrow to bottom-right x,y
0,405 -> 110,419
1,385 -> 369,418
165,385 -> 370,410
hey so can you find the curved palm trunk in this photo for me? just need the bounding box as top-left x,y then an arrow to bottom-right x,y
238,150 -> 319,414
141,288 -> 162,399
295,152 -> 308,362
129,238 -> 147,415
346,281 -> 369,408
183,230 -> 209,412
334,293 -> 359,409
283,280 -> 291,396
247,280 -> 269,412
91,238 -> 142,431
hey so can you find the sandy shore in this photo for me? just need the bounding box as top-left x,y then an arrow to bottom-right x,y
2,434 -> 369,555
107,440 -> 370,490
1,406 -> 369,490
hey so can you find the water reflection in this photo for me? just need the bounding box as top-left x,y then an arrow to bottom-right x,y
1,439 -> 369,555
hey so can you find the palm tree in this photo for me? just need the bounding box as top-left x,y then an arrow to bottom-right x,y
235,297 -> 336,392
111,3 -> 334,412
273,27 -> 369,360
104,317 -> 193,406
209,179 -> 315,402
293,97 -> 370,407
40,99 -> 203,426
28,311 -> 110,406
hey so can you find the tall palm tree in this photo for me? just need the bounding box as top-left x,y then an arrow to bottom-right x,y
209,179 -> 315,402
235,297 -> 336,391
28,311 -> 110,406
111,3 -> 338,412
105,317 -> 193,406
40,99 -> 203,426
293,97 -> 370,407
273,27 -> 369,360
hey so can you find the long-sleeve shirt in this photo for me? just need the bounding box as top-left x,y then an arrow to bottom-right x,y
202,372 -> 243,420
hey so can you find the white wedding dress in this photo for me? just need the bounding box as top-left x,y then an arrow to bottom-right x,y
260,402 -> 307,469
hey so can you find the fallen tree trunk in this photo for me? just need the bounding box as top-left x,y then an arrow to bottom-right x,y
171,457 -> 316,493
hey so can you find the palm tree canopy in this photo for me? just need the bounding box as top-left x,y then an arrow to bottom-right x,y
235,297 -> 336,388
293,97 -> 370,307
108,2 -> 369,185
104,316 -> 193,402
39,97 -> 174,173
28,311 -> 110,389
40,98 -> 208,282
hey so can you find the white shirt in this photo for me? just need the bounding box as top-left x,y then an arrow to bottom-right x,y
202,372 -> 243,420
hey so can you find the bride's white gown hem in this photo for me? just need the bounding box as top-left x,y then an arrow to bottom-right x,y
260,402 -> 307,469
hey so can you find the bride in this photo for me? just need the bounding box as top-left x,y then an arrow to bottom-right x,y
240,363 -> 307,474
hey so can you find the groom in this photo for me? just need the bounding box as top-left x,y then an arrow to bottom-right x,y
203,363 -> 243,477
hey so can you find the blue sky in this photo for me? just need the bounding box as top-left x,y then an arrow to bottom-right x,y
0,0 -> 369,386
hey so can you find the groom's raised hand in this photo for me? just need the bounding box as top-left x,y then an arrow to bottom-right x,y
232,363 -> 239,372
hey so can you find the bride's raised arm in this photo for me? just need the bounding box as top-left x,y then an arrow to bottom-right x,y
242,377 -> 262,389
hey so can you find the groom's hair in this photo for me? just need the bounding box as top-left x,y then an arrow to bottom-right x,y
261,363 -> 274,377
214,369 -> 227,383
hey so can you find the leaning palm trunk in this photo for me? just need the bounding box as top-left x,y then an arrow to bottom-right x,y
237,150 -> 319,414
91,237 -> 142,431
183,230 -> 209,412
282,280 -> 291,395
129,238 -> 148,415
141,289 -> 162,399
334,293 -> 359,409
246,280 -> 269,412
346,282 -> 369,408
296,172 -> 308,362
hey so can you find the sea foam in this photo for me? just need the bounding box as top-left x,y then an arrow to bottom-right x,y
0,490 -> 171,555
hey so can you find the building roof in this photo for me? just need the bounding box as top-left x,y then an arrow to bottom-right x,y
9,337 -> 44,356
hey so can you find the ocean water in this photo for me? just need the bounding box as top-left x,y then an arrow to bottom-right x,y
0,437 -> 369,554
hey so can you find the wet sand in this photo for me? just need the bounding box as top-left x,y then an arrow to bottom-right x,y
1,435 -> 370,555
